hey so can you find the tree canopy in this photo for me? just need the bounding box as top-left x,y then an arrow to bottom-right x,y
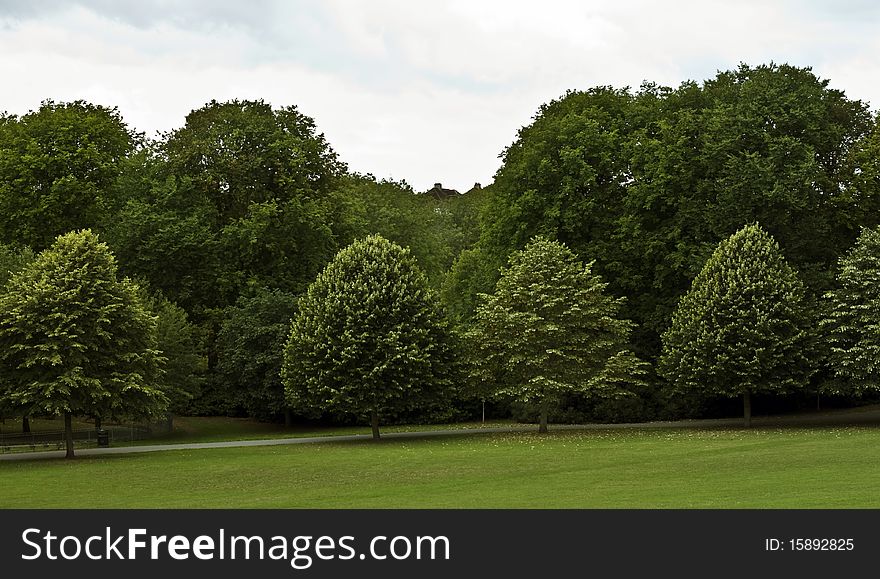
659,224 -> 816,427
216,288 -> 297,421
0,230 -> 166,457
282,235 -> 454,439
1,63 -> 878,426
822,226 -> 880,395
0,100 -> 137,249
468,237 -> 645,432
472,64 -> 879,359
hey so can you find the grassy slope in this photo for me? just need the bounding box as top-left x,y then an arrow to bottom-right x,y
2,426 -> 878,508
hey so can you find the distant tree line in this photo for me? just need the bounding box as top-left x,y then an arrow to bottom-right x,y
2,63 -> 880,453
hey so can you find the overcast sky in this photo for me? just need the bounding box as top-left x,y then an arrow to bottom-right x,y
1,1 -> 879,192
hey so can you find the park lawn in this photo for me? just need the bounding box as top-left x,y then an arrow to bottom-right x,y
1,426 -> 879,508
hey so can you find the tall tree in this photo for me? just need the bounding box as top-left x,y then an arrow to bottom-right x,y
469,237 -> 645,433
216,288 -> 297,422
822,226 -> 880,395
107,99 -> 345,316
330,175 -> 459,286
282,235 -> 454,439
0,230 -> 166,457
0,242 -> 35,429
659,224 -> 816,427
0,101 -> 137,249
161,99 -> 345,223
476,64 -> 878,362
139,288 -> 205,426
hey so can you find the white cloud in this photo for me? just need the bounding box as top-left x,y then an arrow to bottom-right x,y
1,0 -> 878,192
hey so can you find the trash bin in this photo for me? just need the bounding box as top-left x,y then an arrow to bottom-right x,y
97,429 -> 110,448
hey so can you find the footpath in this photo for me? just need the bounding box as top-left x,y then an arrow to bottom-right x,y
3,405 -> 878,462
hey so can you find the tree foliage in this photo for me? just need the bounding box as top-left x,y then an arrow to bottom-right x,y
139,288 -> 205,415
659,224 -> 816,426
474,64 -> 879,360
468,237 -> 645,432
0,101 -> 137,249
329,175 -> 460,286
0,243 -> 34,289
161,99 -> 345,222
0,230 -> 166,456
105,101 -> 343,319
822,226 -> 880,394
217,288 -> 297,420
282,235 -> 454,438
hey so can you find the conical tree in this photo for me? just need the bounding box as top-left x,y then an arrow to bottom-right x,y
282,235 -> 454,440
659,224 -> 815,427
468,237 -> 645,433
0,230 -> 166,458
822,226 -> 880,394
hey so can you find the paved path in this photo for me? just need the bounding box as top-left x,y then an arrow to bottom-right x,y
3,406 -> 878,462
0,425 -> 545,462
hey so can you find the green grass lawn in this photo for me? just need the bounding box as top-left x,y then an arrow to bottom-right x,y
2,425 -> 879,508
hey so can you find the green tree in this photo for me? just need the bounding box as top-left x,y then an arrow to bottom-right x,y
659,224 -> 816,427
441,246 -> 500,325
468,237 -> 645,433
104,101 -> 343,394
102,157 -> 225,317
139,288 -> 205,426
478,64 -> 878,362
107,100 -> 345,312
282,235 -> 454,439
330,175 -> 458,286
0,101 -> 137,249
217,288 -> 297,422
0,243 -> 34,288
0,242 -> 35,429
822,226 -> 880,394
0,230 -> 166,457
162,99 -> 344,223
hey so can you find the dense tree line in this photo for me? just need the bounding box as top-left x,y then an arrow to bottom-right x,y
2,62 -> 880,439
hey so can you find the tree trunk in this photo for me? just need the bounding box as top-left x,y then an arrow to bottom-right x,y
482,399 -> 485,424
743,391 -> 752,429
371,411 -> 380,440
94,415 -> 102,430
22,415 -> 30,434
64,412 -> 75,459
538,406 -> 549,434
284,408 -> 292,429
165,412 -> 174,433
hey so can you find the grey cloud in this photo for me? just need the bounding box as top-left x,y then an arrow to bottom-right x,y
1,0 -> 304,36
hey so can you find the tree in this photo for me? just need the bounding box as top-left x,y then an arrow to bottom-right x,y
282,235 -> 454,439
329,175 -> 460,287
0,101 -> 137,249
161,99 -> 345,223
0,243 -> 34,288
104,101 -> 344,400
477,64 -> 878,364
139,288 -> 205,427
659,224 -> 816,427
0,230 -> 166,458
822,226 -> 880,394
468,237 -> 645,433
216,288 -> 297,422
0,242 -> 34,430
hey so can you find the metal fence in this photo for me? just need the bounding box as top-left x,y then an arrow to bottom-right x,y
0,425 -> 152,454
